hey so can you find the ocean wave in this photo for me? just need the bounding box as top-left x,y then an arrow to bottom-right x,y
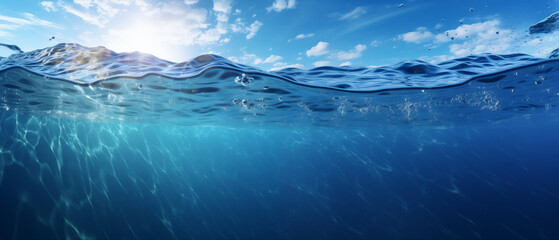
1,43 -> 558,125
0,43 -> 549,91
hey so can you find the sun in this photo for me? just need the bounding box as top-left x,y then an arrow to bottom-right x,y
103,18 -> 191,62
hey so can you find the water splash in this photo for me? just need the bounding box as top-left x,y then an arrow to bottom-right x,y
529,10 -> 559,34
0,43 -> 23,54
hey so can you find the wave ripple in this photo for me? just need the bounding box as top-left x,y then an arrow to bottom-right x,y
0,43 -> 546,91
1,43 -> 558,126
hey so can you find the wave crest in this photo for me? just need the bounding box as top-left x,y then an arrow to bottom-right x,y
0,43 -> 550,91
0,43 -> 558,126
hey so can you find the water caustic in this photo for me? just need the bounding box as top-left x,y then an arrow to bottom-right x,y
1,112 -> 558,239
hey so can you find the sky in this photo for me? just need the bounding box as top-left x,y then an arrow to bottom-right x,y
1,0 -> 559,70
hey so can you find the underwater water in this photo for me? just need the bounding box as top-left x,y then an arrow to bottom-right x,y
0,44 -> 559,239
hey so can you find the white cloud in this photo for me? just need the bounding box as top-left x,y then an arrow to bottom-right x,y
0,12 -> 59,36
306,42 -> 366,60
340,61 -> 351,66
246,20 -> 262,39
212,0 -> 232,37
269,62 -> 304,71
22,13 -> 58,28
267,0 -> 296,12
57,1 -> 107,27
0,13 -> 56,27
70,0 -> 121,19
306,41 -> 329,57
0,30 -> 11,38
213,0 -> 232,13
448,36 -> 514,56
399,27 -> 434,43
370,40 -> 379,47
522,32 -> 559,57
74,0 -> 93,8
0,24 -> 17,31
229,52 -> 263,65
41,1 -> 57,12
230,18 -> 243,32
313,60 -> 330,67
434,20 -> 504,43
398,19 -> 559,58
340,7 -> 366,20
333,44 -> 366,60
133,0 -> 154,14
263,54 -> 283,63
420,20 -> 514,57
288,33 -> 314,42
184,0 -> 199,4
295,33 -> 314,39
419,55 -> 452,64
197,28 -> 222,43
338,6 -> 417,36
232,18 -> 263,39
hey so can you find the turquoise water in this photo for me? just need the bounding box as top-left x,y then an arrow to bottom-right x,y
1,44 -> 559,239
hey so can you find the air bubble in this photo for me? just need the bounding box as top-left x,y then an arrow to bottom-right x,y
234,73 -> 254,86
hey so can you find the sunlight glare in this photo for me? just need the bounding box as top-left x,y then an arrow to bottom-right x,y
104,19 -> 189,62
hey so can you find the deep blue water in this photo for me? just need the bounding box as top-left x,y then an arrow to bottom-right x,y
1,44 -> 559,239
